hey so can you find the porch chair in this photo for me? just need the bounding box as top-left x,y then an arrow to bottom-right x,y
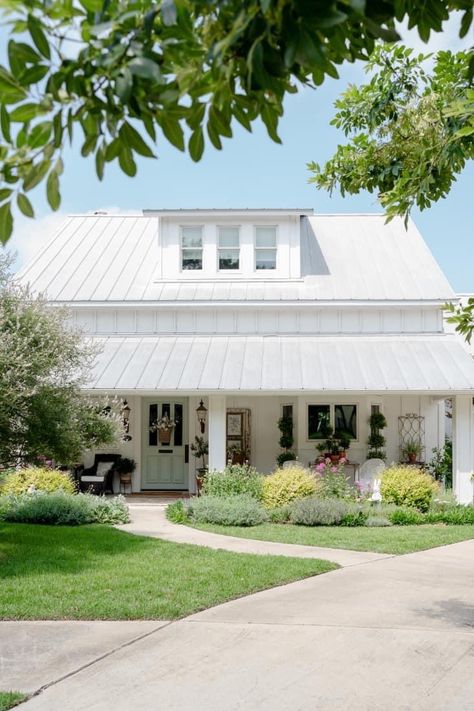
79,454 -> 121,494
358,458 -> 386,501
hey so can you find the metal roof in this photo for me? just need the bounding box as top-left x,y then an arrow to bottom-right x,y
17,213 -> 455,303
86,335 -> 474,392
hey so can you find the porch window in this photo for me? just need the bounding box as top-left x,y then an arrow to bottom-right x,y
218,226 -> 240,270
307,404 -> 358,440
308,405 -> 330,440
255,226 -> 277,270
181,226 -> 203,270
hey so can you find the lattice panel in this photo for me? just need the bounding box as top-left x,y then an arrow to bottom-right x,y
398,413 -> 425,462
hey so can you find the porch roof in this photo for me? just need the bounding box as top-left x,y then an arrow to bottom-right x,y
86,335 -> 474,393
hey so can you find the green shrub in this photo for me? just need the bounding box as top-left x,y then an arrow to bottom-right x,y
188,494 -> 267,527
380,465 -> 438,512
366,516 -> 392,527
388,506 -> 424,525
0,492 -> 129,525
166,500 -> 189,523
267,505 -> 291,523
290,497 -> 348,526
2,467 -> 76,495
425,505 -> 474,525
341,504 -> 369,527
202,464 -> 263,500
262,467 -> 316,509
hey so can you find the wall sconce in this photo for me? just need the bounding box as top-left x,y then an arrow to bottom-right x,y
196,399 -> 208,434
121,400 -> 132,441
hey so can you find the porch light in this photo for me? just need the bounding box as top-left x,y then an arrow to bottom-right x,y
121,399 -> 132,441
196,399 -> 208,434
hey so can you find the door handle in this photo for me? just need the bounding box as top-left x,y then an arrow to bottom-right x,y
185,444 -> 189,464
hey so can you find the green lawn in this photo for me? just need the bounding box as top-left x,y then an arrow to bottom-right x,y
190,522 -> 474,555
0,523 -> 336,620
0,692 -> 27,711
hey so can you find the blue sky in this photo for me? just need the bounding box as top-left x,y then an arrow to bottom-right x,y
6,16 -> 473,292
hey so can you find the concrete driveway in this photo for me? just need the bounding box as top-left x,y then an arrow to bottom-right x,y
13,539 -> 474,711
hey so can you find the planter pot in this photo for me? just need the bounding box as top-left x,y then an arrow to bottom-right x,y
330,454 -> 340,463
231,452 -> 245,465
407,453 -> 417,464
196,469 -> 207,495
159,427 -> 174,445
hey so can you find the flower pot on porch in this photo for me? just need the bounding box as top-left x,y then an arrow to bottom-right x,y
407,453 -> 417,464
196,468 -> 207,495
159,427 -> 174,445
232,452 -> 245,465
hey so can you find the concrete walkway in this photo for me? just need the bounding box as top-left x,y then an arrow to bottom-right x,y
116,504 -> 391,567
14,539 -> 474,711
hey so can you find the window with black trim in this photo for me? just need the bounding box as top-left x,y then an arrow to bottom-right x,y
308,405 -> 330,440
181,226 -> 203,270
307,404 -> 358,440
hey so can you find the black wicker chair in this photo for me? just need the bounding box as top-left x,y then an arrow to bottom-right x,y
79,454 -> 121,494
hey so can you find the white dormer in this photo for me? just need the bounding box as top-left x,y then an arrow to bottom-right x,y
144,208 -> 313,280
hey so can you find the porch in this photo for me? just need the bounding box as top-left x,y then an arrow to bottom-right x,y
83,392 -> 474,503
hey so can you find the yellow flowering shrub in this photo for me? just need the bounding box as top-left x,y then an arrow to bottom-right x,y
262,467 -> 316,509
2,467 -> 76,495
380,465 -> 438,512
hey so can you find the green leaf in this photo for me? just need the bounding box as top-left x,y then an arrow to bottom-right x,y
120,122 -> 155,158
0,66 -> 27,104
207,121 -> 222,150
27,16 -> 51,60
17,192 -> 35,218
53,112 -> 63,148
23,160 -> 51,192
105,138 -> 121,161
115,68 -> 133,102
95,144 -> 105,180
159,115 -> 185,151
19,64 -> 49,85
0,105 -> 11,143
79,0 -> 103,11
118,146 -> 137,177
28,120 -> 53,148
128,57 -> 162,83
189,127 -> 204,161
0,202 -> 13,244
10,103 -> 41,122
0,188 -> 13,203
46,170 -> 60,210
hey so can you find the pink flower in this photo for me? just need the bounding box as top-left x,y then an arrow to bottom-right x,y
316,462 -> 325,471
339,457 -> 347,464
331,466 -> 337,473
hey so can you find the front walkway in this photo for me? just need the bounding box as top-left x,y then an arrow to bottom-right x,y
117,504 -> 391,567
16,539 -> 474,710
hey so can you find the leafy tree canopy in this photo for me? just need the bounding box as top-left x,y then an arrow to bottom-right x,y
446,297 -> 474,344
0,0 -> 472,242
0,255 -> 120,466
309,45 -> 474,222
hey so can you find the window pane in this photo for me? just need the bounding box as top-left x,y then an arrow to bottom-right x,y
335,405 -> 357,439
181,226 -> 202,248
256,226 -> 276,248
219,227 -> 239,248
182,249 -> 202,270
308,405 -> 330,440
149,404 -> 157,446
174,404 -> 183,446
256,249 -> 276,270
219,249 -> 239,270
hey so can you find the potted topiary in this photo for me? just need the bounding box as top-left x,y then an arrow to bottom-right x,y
190,436 -> 208,493
276,412 -> 295,467
336,431 -> 351,459
367,411 -> 387,459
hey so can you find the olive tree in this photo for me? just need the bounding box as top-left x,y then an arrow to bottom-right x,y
0,255 -> 120,466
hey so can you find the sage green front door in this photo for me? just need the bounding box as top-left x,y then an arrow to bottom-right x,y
141,399 -> 188,490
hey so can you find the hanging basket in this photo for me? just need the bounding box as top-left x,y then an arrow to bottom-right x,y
159,427 -> 174,445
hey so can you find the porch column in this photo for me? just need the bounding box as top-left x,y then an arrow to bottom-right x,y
452,395 -> 473,504
208,395 -> 227,471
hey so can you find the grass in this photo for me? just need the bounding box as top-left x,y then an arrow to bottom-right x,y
0,692 -> 27,711
0,523 -> 336,620
189,522 -> 474,555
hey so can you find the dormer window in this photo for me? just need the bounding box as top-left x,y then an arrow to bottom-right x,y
218,226 -> 240,270
181,226 -> 202,270
255,226 -> 277,270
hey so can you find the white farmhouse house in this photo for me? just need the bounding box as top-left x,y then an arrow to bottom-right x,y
17,209 -> 474,502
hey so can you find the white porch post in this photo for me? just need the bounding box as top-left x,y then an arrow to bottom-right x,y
208,395 -> 227,471
452,395 -> 473,504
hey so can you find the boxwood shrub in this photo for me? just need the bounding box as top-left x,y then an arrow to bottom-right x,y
262,467 -> 316,509
380,465 -> 438,512
2,467 -> 76,495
